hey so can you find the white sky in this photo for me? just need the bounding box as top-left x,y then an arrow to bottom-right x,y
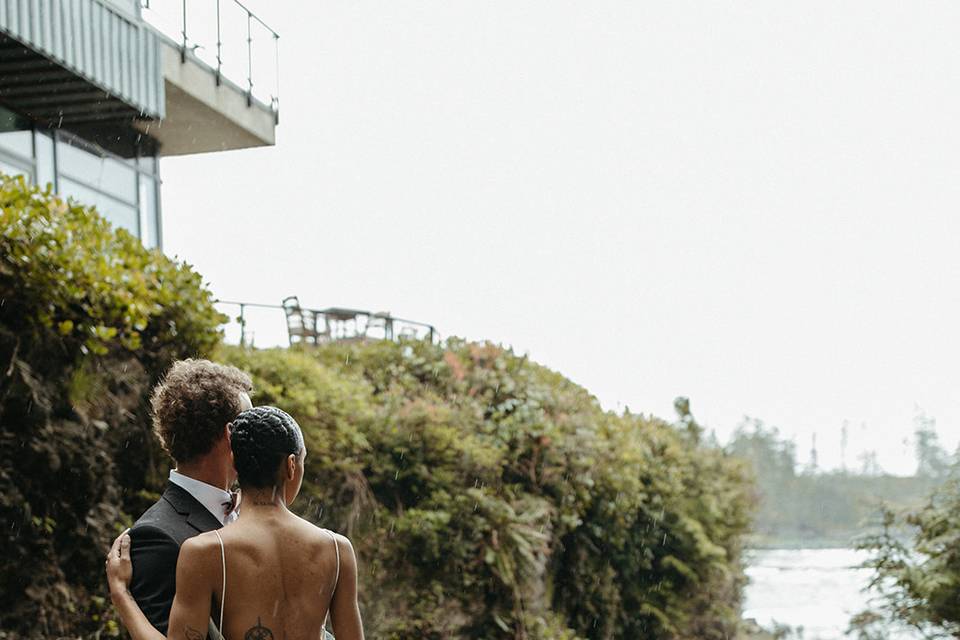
159,1 -> 960,476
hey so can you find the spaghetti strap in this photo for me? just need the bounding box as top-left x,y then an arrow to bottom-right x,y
321,529 -> 340,638
324,529 -> 341,589
212,530 -> 226,639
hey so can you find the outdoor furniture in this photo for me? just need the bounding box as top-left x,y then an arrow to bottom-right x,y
282,296 -> 329,345
276,297 -> 435,346
320,307 -> 367,340
365,311 -> 394,340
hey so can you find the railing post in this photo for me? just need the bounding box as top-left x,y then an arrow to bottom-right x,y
246,10 -> 253,106
215,0 -> 222,85
238,303 -> 247,347
273,32 -> 280,124
180,0 -> 187,63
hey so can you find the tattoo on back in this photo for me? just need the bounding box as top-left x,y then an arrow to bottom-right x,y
186,615 -> 278,640
244,616 -> 275,640
184,625 -> 205,640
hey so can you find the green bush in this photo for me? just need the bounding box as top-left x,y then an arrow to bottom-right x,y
0,174 -> 224,637
856,478 -> 960,638
220,339 -> 754,639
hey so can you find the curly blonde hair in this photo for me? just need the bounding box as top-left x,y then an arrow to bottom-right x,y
151,359 -> 252,463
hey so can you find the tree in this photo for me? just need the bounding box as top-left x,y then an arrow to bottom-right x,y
913,409 -> 950,480
727,417 -> 797,484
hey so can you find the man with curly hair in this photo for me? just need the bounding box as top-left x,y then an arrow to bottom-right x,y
125,359 -> 253,635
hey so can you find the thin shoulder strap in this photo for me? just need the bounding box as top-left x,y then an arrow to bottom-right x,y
213,530 -> 226,635
326,529 -> 340,588
321,529 -> 340,636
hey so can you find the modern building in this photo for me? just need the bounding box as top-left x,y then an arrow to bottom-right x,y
0,0 -> 278,249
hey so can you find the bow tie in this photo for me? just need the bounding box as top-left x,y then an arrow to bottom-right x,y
222,490 -> 240,518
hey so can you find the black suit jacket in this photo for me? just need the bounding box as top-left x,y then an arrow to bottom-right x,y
128,482 -> 223,635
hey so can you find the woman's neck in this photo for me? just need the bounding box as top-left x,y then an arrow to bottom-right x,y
239,486 -> 288,514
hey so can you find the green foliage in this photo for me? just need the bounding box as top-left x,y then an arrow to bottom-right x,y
220,339 -> 755,639
0,174 -> 224,637
856,479 -> 960,638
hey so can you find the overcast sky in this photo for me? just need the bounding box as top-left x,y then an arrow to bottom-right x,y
159,1 -> 960,475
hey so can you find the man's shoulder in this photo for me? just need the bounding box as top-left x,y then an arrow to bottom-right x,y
131,492 -> 178,531
130,487 -> 198,545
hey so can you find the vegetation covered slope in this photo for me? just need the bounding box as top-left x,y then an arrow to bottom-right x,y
0,174 -> 224,637
0,173 -> 754,639
221,342 -> 754,639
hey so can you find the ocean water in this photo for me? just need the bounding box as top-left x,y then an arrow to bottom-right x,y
742,548 -> 918,640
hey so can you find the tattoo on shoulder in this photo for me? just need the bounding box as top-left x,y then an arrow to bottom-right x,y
244,616 -> 276,640
184,625 -> 205,640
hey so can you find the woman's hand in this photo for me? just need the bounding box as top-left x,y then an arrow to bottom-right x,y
105,529 -> 132,602
104,528 -> 166,640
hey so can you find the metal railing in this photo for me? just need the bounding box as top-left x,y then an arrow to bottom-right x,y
140,0 -> 280,114
215,300 -> 438,348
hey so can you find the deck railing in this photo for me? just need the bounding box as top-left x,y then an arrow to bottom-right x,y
215,300 -> 438,348
140,0 -> 280,113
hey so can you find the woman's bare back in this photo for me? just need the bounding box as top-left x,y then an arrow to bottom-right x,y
194,511 -> 359,640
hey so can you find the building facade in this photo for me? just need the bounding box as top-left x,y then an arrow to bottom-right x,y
0,0 -> 278,249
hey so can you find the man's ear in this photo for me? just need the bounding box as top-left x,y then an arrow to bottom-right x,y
224,424 -> 235,462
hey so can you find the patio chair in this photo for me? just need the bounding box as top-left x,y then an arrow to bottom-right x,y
282,296 -> 328,345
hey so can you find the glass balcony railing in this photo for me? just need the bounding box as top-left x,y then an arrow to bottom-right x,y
139,0 -> 279,113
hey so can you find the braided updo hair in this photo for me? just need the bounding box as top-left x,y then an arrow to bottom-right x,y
229,406 -> 304,488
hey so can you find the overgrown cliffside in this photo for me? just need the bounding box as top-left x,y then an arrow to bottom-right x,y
222,342 -> 754,639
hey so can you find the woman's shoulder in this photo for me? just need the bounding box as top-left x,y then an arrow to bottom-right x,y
173,531 -> 225,581
292,517 -> 353,550
179,530 -> 224,561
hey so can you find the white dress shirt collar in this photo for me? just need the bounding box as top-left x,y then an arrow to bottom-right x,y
168,469 -> 232,525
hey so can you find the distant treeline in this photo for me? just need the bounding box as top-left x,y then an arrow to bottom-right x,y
727,416 -> 951,548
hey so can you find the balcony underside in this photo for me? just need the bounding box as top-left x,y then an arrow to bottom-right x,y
0,34 -> 154,156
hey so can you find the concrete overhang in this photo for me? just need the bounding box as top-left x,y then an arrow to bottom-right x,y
138,38 -> 277,157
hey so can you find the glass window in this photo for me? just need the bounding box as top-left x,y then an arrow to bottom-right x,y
35,131 -> 55,190
0,157 -> 29,180
137,154 -> 158,175
0,106 -> 32,160
138,176 -> 160,249
56,137 -> 137,203
59,178 -> 139,235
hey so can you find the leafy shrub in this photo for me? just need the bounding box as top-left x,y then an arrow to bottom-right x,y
857,478 -> 960,638
220,338 -> 754,639
0,174 -> 224,637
